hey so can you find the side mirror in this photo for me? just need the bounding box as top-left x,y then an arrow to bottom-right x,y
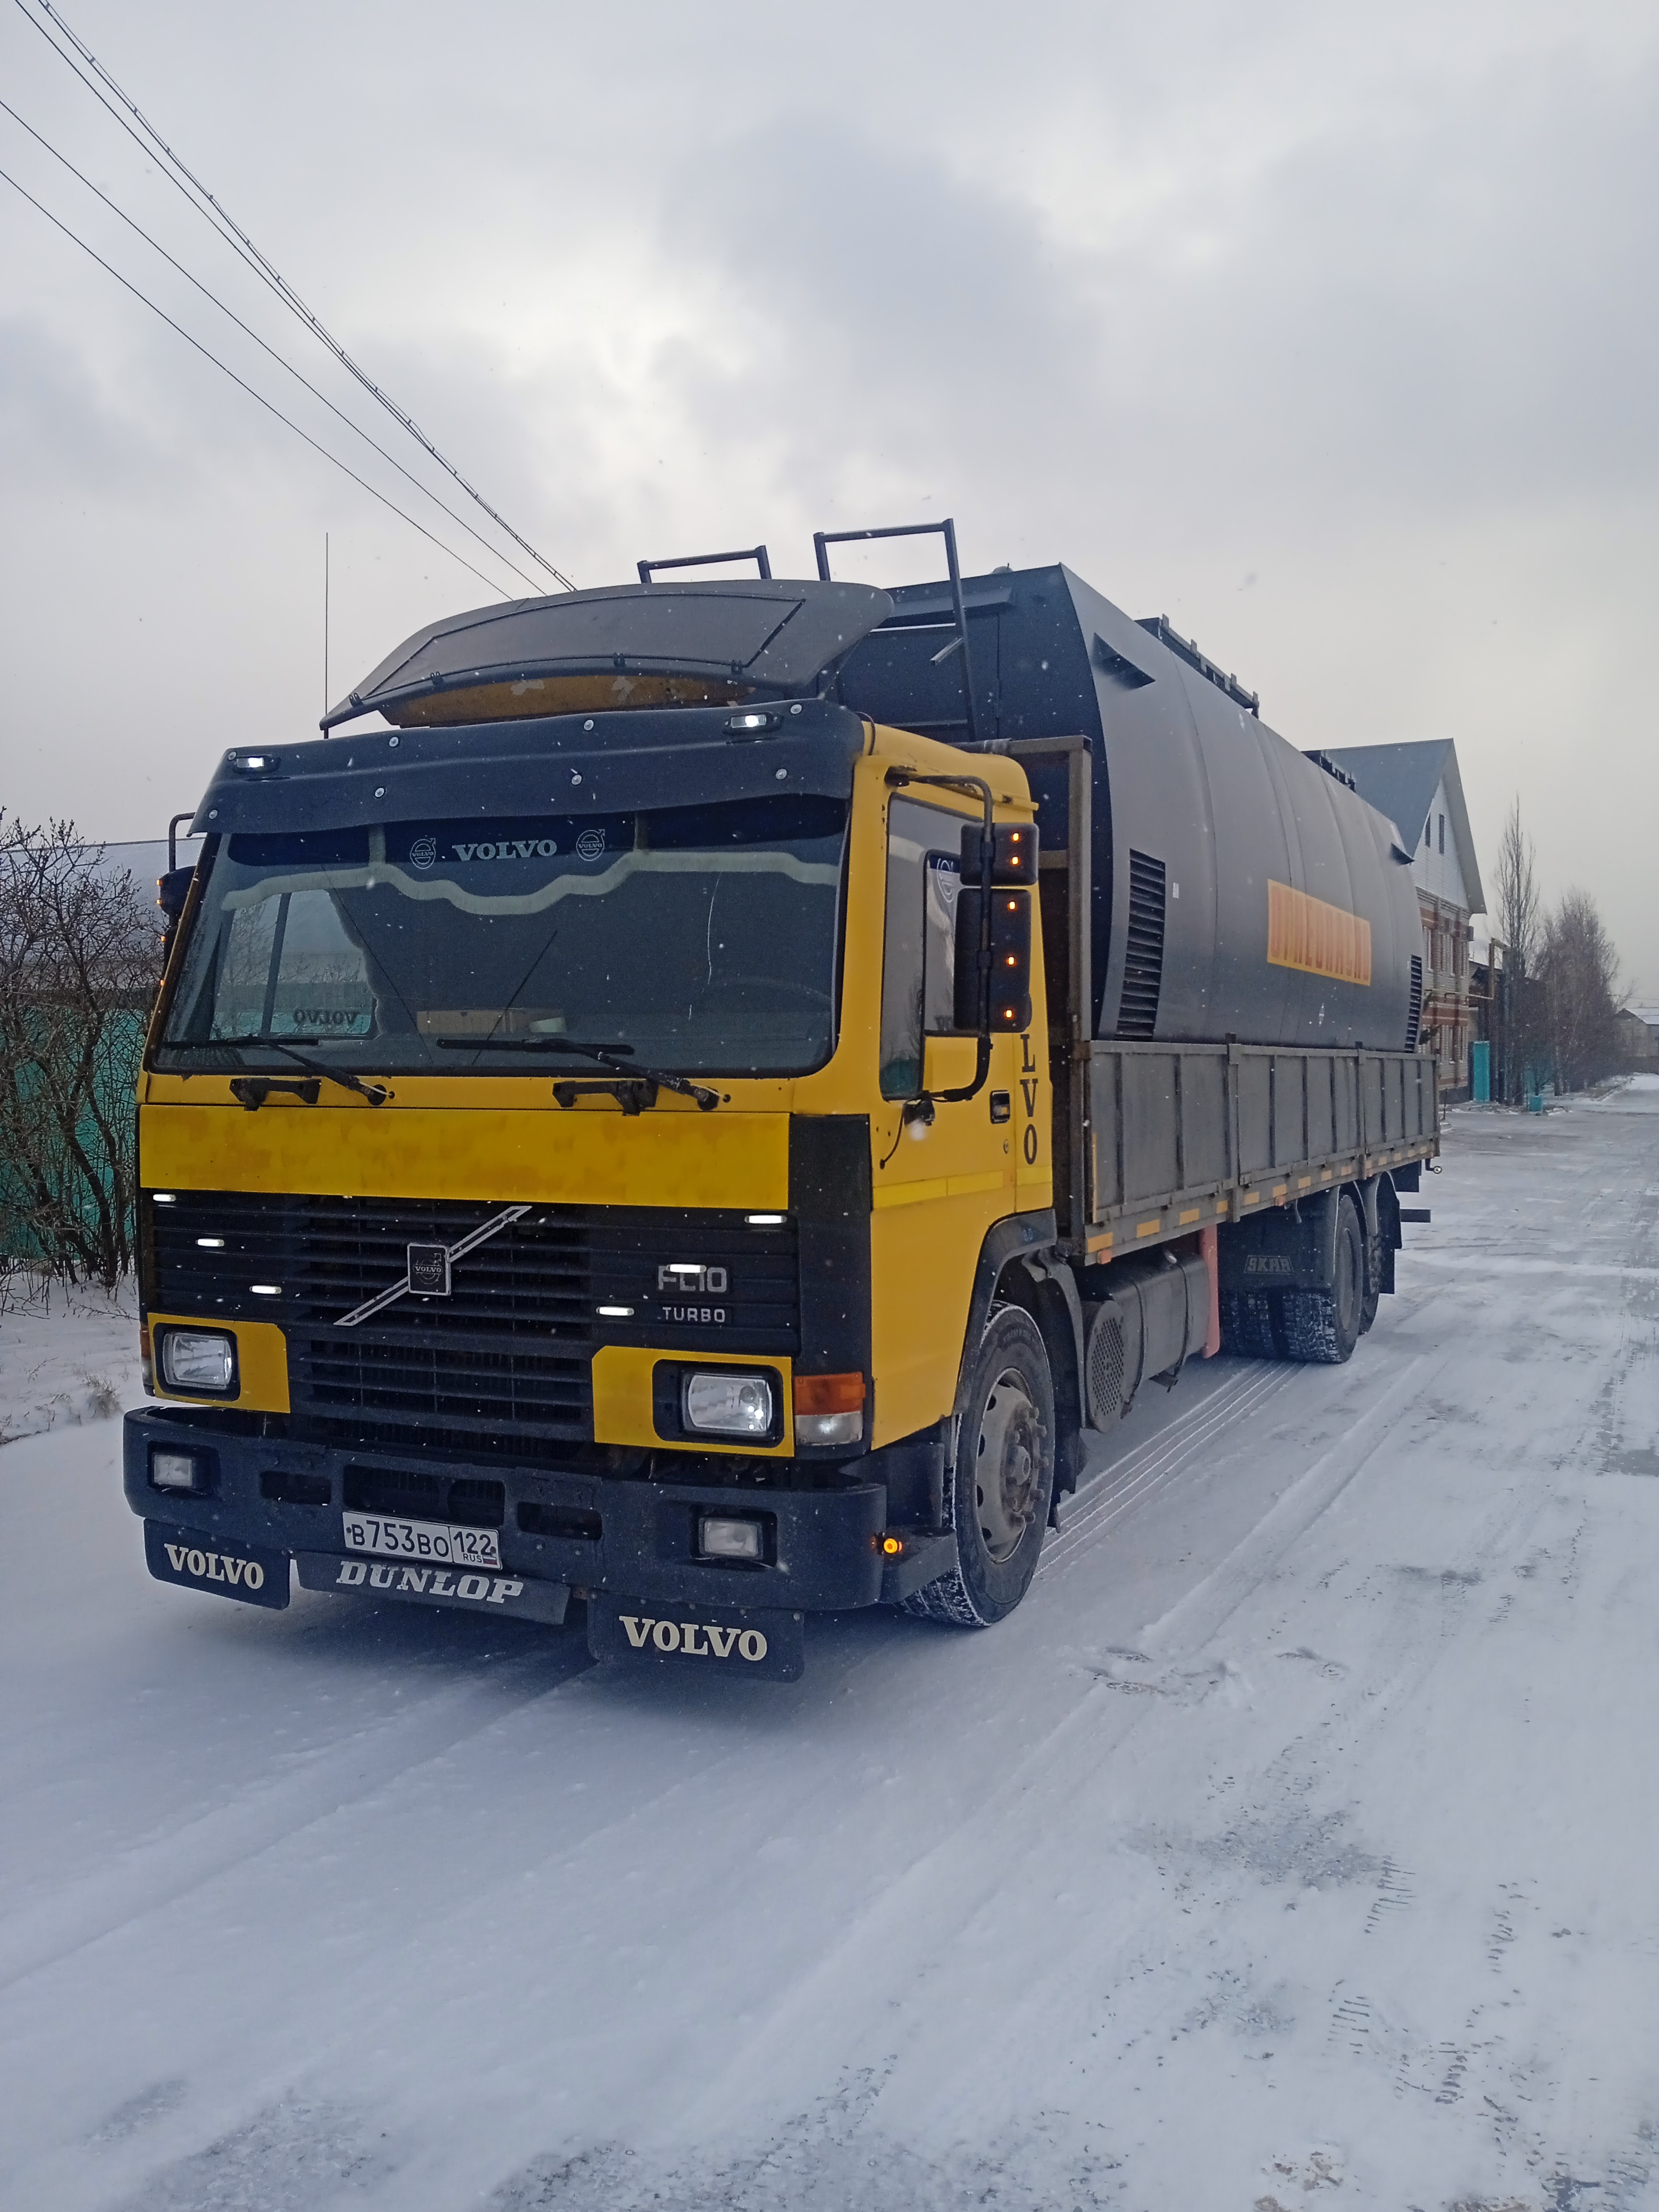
953,887 -> 1033,1034
157,864 -> 196,973
157,867 -> 195,924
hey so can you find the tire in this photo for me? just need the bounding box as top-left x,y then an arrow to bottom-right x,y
901,1304 -> 1056,1628
1359,1228 -> 1381,1335
1280,1192 -> 1364,1364
1219,1289 -> 1284,1360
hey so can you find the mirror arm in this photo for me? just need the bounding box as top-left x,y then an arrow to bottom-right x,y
928,1032 -> 992,1106
885,768 -> 997,1107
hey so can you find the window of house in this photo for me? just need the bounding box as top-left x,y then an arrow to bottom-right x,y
1438,814 -> 1445,854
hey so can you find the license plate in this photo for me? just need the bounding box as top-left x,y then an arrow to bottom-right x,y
342,1512 -> 501,1570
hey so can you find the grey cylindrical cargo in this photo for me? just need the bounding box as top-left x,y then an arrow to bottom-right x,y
838,564 -> 1423,1053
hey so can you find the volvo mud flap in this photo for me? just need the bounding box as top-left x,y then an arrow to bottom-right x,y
145,1520 -> 290,1608
588,1594 -> 806,1681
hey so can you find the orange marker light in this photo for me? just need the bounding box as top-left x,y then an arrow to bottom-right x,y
793,1372 -> 866,1416
882,1536 -> 903,1555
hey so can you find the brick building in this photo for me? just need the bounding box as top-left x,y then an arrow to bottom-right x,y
1323,741 -> 1486,1103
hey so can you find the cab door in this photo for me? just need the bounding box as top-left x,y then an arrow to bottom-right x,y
868,792 -> 1026,1445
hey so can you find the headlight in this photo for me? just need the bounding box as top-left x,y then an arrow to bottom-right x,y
682,1370 -> 773,1437
158,1329 -> 237,1394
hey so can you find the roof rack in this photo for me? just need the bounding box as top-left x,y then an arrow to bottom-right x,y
812,517 -> 982,746
1136,614 -> 1260,717
638,544 -> 772,582
1304,749 -> 1357,791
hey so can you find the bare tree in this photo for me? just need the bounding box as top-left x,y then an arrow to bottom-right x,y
1537,886 -> 1622,1094
0,817 -> 159,1289
1490,798 -> 1543,1101
1493,799 -> 1540,979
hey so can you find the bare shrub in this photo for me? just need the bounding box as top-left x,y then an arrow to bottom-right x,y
0,817 -> 158,1288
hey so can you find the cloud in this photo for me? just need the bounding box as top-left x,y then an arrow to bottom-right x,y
2,0 -> 1656,976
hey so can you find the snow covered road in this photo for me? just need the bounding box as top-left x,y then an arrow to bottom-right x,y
4,1087 -> 1659,2210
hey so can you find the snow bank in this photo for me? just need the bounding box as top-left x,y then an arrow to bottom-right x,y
0,1285 -> 143,1445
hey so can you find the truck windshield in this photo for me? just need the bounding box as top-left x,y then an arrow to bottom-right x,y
156,794 -> 847,1076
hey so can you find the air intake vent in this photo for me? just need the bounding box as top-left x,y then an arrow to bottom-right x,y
1115,851 -> 1167,1039
1405,954 -> 1423,1050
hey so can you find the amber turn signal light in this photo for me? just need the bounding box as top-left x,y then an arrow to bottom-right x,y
792,1372 -> 866,1415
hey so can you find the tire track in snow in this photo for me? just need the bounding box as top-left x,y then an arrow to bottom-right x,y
0,1641 -> 592,1998
677,1345 -> 1451,2144
1038,1364 -> 1299,1585
1135,1347 -> 1439,1658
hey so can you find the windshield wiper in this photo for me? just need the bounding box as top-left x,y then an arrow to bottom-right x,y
434,1036 -> 721,1111
241,1040 -> 390,1105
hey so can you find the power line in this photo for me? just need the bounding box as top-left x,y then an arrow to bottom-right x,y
0,93 -> 547,596
0,158 -> 520,602
13,0 -> 576,591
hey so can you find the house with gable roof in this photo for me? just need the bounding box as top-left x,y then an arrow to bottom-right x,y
1321,741 -> 1486,1102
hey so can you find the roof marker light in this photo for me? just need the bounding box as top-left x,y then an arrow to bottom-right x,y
746,1213 -> 785,1226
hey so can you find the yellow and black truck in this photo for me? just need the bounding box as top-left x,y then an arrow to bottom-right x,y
126,523 -> 1438,1679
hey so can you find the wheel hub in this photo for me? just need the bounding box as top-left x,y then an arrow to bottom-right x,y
974,1367 -> 1044,1563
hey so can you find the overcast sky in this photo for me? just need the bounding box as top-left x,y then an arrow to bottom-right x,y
3,0 -> 1656,988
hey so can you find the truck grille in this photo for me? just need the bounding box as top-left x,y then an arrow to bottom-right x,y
146,1190 -> 799,1459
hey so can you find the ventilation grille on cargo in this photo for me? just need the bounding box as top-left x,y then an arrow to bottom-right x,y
1405,954 -> 1423,1051
1115,850 -> 1167,1039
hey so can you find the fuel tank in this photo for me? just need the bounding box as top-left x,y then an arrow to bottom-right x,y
835,564 -> 1423,1053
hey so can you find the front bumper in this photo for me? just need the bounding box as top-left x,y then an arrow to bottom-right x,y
123,1408 -> 889,1614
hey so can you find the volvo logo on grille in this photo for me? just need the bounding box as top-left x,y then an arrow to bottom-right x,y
333,1204 -> 530,1328
409,1243 -> 451,1296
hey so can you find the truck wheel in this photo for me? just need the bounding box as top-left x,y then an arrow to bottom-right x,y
901,1305 -> 1055,1628
1280,1193 -> 1364,1364
1359,1232 -> 1381,1334
1219,1289 -> 1284,1360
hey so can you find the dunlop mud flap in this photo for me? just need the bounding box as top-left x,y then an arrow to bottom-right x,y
295,1553 -> 569,1624
588,1593 -> 805,1681
144,1520 -> 290,1608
